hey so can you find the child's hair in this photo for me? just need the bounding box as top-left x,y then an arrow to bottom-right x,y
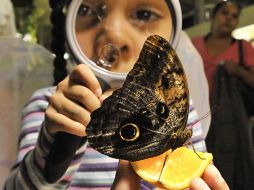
211,1 -> 241,18
49,0 -> 70,85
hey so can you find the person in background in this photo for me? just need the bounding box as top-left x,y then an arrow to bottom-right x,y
0,0 -> 16,36
192,1 -> 254,189
4,0 -> 228,189
192,0 -> 254,99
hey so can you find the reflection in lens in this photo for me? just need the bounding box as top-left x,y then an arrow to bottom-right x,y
97,4 -> 107,21
96,44 -> 120,70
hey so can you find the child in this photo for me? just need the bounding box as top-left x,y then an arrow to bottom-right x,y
4,0 -> 227,189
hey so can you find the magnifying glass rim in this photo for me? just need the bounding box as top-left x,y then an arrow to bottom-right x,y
66,0 -> 182,84
66,0 -> 127,82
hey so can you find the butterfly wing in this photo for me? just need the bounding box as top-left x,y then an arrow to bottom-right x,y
86,35 -> 191,161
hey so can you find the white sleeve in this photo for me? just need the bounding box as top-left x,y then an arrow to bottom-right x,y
176,31 -> 211,138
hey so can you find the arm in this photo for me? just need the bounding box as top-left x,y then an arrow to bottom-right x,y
235,66 -> 254,87
4,64 -> 102,189
224,40 -> 254,87
4,87 -> 86,189
224,61 -> 254,87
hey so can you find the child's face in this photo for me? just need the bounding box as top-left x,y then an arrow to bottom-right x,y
75,0 -> 172,73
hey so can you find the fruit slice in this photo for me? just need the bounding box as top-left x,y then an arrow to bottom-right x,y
131,147 -> 213,190
131,149 -> 172,185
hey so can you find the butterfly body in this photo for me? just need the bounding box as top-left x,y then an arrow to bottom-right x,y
86,35 -> 191,161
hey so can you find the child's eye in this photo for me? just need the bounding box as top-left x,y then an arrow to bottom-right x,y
136,10 -> 152,21
133,9 -> 159,22
76,3 -> 102,29
78,4 -> 96,16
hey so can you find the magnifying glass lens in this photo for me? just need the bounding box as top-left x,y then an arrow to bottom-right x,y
96,44 -> 120,69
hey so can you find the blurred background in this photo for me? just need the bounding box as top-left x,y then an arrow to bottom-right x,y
0,0 -> 254,189
7,0 -> 254,49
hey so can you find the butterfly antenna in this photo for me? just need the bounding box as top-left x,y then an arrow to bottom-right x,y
183,140 -> 205,160
190,105 -> 221,128
184,106 -> 221,160
202,105 -> 221,119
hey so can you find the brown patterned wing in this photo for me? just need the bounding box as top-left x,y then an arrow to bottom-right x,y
86,35 -> 191,161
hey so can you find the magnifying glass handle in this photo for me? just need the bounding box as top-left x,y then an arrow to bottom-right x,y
44,132 -> 84,183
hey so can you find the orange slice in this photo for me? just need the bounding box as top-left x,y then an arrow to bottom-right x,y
131,147 -> 213,190
131,149 -> 172,186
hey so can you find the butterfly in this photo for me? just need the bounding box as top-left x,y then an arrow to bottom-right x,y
86,35 -> 191,161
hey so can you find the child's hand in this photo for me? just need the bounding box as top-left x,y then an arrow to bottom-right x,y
45,64 -> 102,137
190,165 -> 229,190
99,88 -> 118,102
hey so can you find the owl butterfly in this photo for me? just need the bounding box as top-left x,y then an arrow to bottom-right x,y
86,35 -> 191,161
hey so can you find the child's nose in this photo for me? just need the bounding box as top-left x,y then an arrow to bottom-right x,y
100,14 -> 132,55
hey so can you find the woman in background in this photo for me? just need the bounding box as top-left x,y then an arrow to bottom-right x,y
192,1 -> 254,98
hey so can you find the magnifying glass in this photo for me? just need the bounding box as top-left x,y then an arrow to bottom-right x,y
65,0 -> 182,89
45,0 -> 183,183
